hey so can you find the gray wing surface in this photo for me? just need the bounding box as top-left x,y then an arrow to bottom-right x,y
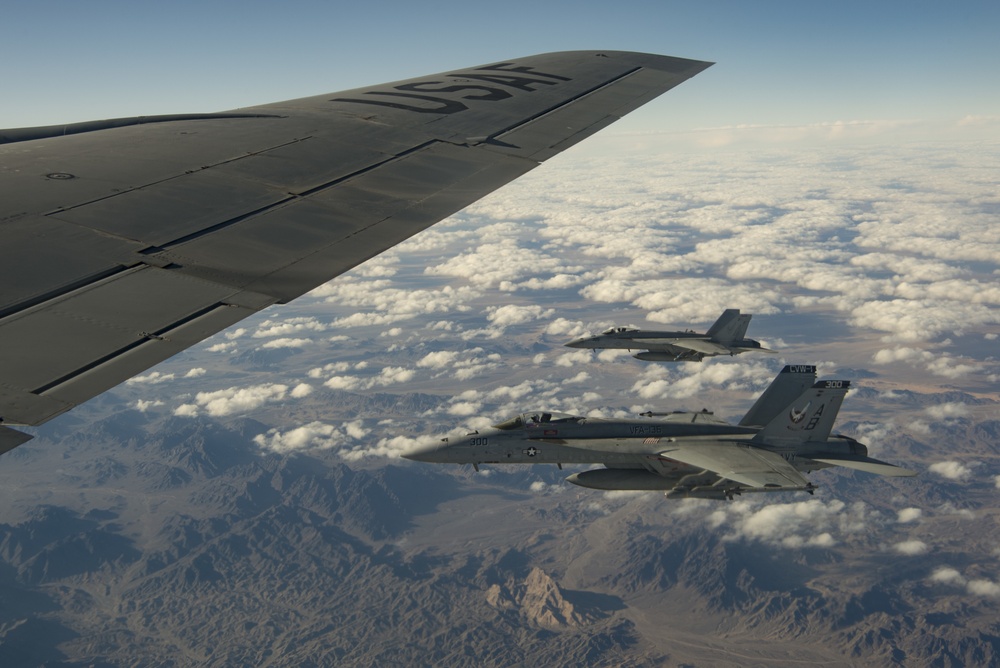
660,443 -> 810,489
0,51 -> 712,447
635,338 -> 730,355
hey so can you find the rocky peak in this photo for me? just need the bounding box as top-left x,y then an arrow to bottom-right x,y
486,567 -> 593,629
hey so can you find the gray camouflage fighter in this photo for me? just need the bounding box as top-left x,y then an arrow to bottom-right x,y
565,309 -> 774,362
0,51 -> 712,454
404,365 -> 917,500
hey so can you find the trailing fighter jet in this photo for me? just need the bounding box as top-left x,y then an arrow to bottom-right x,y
565,309 -> 774,362
403,365 -> 916,500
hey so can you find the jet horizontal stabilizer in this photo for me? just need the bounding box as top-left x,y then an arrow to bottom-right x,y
810,456 -> 917,477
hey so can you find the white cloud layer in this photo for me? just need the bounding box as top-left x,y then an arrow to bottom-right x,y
929,566 -> 1000,598
928,461 -> 975,481
174,383 -> 298,417
254,420 -> 370,454
893,540 -> 929,556
693,498 -> 874,549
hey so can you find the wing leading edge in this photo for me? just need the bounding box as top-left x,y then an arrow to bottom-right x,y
0,51 -> 712,449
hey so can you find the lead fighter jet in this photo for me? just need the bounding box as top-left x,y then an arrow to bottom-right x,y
404,365 -> 916,500
0,51 -> 712,454
565,309 -> 773,362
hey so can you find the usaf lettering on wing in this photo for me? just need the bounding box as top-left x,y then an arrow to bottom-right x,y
333,63 -> 573,114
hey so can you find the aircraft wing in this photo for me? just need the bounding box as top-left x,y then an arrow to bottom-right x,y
0,51 -> 712,449
633,338 -> 731,355
659,443 -> 810,489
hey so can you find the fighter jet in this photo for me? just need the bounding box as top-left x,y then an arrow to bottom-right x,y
404,365 -> 916,500
565,309 -> 774,362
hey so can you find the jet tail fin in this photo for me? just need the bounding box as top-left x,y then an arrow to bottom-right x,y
751,380 -> 850,445
739,365 -> 816,427
706,309 -> 751,345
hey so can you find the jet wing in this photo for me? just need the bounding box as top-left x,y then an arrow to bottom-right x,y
633,338 -> 731,355
810,456 -> 918,477
659,443 -> 810,489
0,51 -> 712,447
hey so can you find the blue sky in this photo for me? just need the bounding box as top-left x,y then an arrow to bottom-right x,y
4,0 -> 999,135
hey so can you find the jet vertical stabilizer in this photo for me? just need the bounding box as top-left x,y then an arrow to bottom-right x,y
752,380 -> 850,445
739,365 -> 817,427
705,309 -> 751,345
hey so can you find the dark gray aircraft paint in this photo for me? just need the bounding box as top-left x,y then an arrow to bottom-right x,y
405,365 -> 916,499
0,51 -> 713,452
566,308 -> 775,362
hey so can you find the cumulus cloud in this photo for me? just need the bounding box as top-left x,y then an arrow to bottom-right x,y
555,350 -> 594,368
930,567 -> 965,585
254,420 -> 369,454
702,498 -> 876,549
447,401 -> 481,416
893,540 -> 929,556
126,371 -> 175,385
632,361 -> 774,401
133,399 -> 164,412
897,508 -> 922,524
581,278 -> 782,325
928,460 -> 975,481
925,403 -> 971,420
529,481 -> 564,494
925,356 -> 981,379
543,318 -> 588,338
319,280 -> 482,329
174,383 -> 296,417
929,566 -> 1000,598
486,304 -> 555,327
968,580 -> 1000,597
312,364 -> 417,392
290,383 -> 314,398
425,234 -> 588,292
253,317 -> 328,338
324,376 -> 362,391
260,337 -> 312,349
873,347 -> 932,365
341,433 -> 440,462
417,351 -> 459,369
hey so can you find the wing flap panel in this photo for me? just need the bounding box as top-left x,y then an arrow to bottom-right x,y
49,169 -> 293,247
164,142 -> 532,301
0,266 -> 274,423
36,302 -> 254,413
660,443 -> 809,489
0,218 -> 141,317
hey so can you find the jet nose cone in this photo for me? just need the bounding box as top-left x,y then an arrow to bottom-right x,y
402,440 -> 445,462
565,337 -> 589,348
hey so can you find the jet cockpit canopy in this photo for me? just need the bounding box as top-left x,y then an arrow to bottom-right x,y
602,326 -> 639,335
492,411 -> 582,430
